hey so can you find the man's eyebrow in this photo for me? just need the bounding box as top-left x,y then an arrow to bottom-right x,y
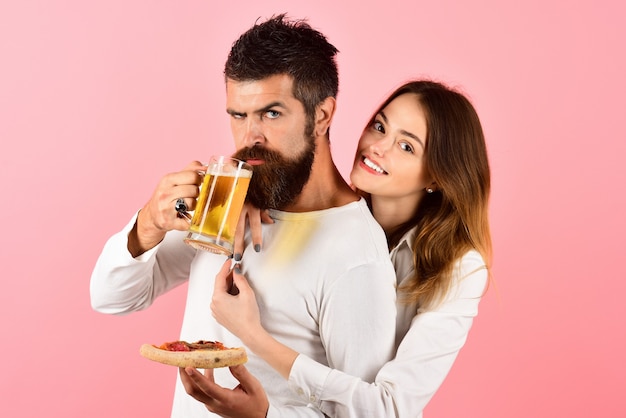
379,110 -> 425,148
258,101 -> 286,113
226,101 -> 286,117
226,108 -> 244,117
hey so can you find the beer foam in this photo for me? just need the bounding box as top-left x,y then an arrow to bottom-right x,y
206,167 -> 253,178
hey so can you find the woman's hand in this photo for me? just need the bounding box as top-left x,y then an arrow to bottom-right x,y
211,260 -> 300,379
211,260 -> 263,346
233,203 -> 274,261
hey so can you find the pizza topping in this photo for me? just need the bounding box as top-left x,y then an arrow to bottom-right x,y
156,340 -> 226,352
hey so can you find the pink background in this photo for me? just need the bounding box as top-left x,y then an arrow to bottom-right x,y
1,1 -> 625,416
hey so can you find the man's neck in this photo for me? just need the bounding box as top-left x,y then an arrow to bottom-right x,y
282,140 -> 359,212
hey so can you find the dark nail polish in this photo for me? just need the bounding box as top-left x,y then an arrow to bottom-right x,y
234,253 -> 242,262
254,244 -> 261,252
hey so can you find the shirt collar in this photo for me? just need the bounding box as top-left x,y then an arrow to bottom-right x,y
390,225 -> 419,258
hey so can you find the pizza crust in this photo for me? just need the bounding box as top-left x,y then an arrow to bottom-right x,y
139,343 -> 248,368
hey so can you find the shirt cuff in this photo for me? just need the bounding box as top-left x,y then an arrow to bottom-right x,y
288,354 -> 332,407
115,211 -> 160,263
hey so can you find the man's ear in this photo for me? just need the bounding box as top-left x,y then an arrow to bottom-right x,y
314,97 -> 336,137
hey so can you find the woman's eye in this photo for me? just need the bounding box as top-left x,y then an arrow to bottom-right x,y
265,110 -> 280,119
399,142 -> 414,153
373,121 -> 384,133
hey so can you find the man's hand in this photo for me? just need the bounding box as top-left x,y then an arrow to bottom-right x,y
179,365 -> 269,418
128,161 -> 206,257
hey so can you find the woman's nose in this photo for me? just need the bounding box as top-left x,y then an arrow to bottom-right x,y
370,136 -> 393,156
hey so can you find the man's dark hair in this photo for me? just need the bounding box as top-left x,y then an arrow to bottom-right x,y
224,14 -> 339,128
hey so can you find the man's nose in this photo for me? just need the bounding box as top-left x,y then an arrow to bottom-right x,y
242,119 -> 265,148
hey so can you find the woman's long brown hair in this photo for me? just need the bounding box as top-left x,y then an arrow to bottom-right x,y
366,80 -> 492,309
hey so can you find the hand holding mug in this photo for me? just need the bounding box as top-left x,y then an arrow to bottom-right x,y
129,161 -> 206,256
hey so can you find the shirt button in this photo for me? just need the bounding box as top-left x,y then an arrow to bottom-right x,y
309,395 -> 317,402
297,388 -> 305,396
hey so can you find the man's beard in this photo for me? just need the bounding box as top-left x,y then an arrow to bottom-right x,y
232,140 -> 316,210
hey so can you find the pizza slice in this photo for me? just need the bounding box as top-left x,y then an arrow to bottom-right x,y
140,340 -> 247,368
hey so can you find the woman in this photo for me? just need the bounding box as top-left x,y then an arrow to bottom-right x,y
182,79 -> 492,417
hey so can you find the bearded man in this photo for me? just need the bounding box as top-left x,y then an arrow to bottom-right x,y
90,15 -> 396,418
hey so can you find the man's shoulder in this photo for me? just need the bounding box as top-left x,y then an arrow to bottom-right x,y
319,199 -> 390,259
329,198 -> 381,229
267,199 -> 389,261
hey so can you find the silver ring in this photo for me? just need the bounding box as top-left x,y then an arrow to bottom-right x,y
175,198 -> 188,213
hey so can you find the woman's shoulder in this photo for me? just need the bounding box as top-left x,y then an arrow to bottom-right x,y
457,249 -> 486,271
450,249 -> 489,297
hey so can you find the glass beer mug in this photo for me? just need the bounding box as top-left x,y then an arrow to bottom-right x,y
183,156 -> 252,256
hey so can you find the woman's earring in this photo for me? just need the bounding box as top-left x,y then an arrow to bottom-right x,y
426,188 -> 434,194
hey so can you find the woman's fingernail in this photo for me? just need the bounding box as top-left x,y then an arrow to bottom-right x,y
234,265 -> 242,275
234,253 -> 242,261
254,244 -> 261,252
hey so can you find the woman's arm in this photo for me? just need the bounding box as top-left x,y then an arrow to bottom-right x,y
212,251 -> 488,418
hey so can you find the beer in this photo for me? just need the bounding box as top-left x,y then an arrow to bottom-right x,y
184,158 -> 252,255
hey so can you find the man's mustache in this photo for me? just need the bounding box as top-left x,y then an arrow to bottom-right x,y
232,147 -> 284,165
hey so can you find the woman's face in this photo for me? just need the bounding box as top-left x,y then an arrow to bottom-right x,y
350,93 -> 431,204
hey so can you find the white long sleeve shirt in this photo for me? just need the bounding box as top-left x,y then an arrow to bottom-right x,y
90,198 -> 398,417
288,226 -> 488,417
